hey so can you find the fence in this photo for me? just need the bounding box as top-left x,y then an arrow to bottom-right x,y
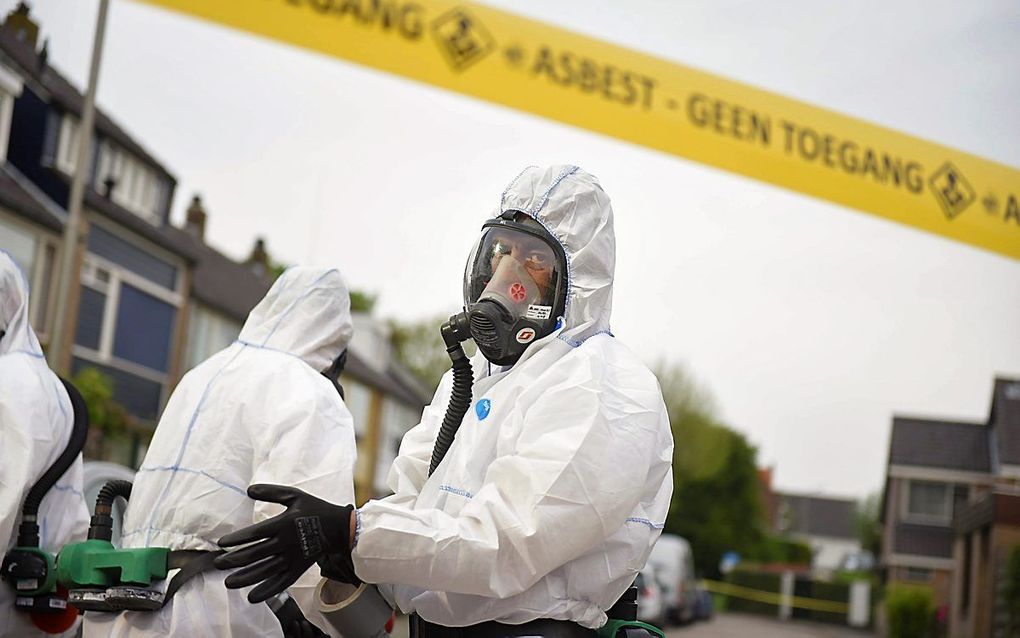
702,570 -> 871,628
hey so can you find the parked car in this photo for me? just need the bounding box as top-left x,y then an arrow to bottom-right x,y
635,563 -> 666,627
82,460 -> 136,544
646,533 -> 699,625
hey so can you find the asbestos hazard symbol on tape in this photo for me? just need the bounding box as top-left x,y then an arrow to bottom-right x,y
929,162 -> 976,220
431,7 -> 495,71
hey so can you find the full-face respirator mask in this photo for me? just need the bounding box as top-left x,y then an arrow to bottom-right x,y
454,211 -> 568,367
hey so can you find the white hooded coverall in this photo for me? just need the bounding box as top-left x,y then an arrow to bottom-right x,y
0,252 -> 90,637
85,267 -> 358,637
353,165 -> 674,629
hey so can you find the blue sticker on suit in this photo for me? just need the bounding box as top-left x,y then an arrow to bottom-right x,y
476,398 -> 491,420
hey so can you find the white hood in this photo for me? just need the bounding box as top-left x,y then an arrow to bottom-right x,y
495,165 -> 615,345
0,251 -> 42,357
237,266 -> 353,372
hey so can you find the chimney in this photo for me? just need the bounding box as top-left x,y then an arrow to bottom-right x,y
185,195 -> 207,240
246,237 -> 270,278
2,2 -> 39,48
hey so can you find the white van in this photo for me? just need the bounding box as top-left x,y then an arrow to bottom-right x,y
645,533 -> 699,625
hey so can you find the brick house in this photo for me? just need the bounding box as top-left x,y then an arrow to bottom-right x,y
880,376 -> 1020,635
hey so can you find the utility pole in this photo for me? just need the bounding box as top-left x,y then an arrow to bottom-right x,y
47,0 -> 110,371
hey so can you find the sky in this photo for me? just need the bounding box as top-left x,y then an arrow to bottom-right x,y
13,0 -> 1020,499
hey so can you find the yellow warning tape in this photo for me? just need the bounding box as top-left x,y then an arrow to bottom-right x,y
702,579 -> 850,614
132,0 -> 1020,260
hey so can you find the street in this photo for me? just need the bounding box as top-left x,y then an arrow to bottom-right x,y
665,613 -> 873,637
389,612 -> 874,637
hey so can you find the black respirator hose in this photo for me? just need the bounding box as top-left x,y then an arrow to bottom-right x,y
429,314 -> 474,476
16,378 -> 90,548
88,480 -> 133,542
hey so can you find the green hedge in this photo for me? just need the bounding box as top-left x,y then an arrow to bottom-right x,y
885,585 -> 933,638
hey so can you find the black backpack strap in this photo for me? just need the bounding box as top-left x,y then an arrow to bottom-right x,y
162,550 -> 223,605
163,550 -> 326,637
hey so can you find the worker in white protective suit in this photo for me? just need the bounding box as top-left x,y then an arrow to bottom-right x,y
84,266 -> 357,638
0,251 -> 90,637
216,165 -> 674,637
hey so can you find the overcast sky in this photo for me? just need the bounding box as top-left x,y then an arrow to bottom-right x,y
15,0 -> 1020,499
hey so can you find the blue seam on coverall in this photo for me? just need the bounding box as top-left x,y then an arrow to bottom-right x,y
558,329 -> 614,348
235,339 -> 306,360
438,485 -> 474,499
136,464 -> 247,495
7,349 -> 43,358
626,517 -> 665,530
51,484 -> 84,497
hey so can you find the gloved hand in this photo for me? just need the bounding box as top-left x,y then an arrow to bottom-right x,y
215,484 -> 357,603
271,594 -> 329,638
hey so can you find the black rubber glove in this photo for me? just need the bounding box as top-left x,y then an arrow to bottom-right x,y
271,594 -> 329,638
215,484 -> 357,603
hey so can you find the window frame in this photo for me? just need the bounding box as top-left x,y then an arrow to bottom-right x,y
0,211 -> 61,340
901,479 -> 954,526
184,303 -> 241,371
55,113 -> 81,176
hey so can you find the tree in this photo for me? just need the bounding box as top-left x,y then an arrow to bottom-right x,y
350,290 -> 378,314
856,491 -> 883,559
72,367 -> 130,460
657,363 -> 766,578
389,315 -> 473,391
1003,544 -> 1020,635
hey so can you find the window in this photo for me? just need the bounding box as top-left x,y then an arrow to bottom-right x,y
184,305 -> 240,370
94,141 -> 166,224
56,113 -> 81,175
0,91 -> 13,161
112,283 -> 176,373
72,227 -> 184,423
375,399 -> 420,495
343,379 -> 372,440
0,214 -> 35,275
0,215 -> 59,337
0,64 -> 23,161
905,480 -> 952,524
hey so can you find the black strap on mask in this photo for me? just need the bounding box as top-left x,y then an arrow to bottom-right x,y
321,349 -> 348,400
